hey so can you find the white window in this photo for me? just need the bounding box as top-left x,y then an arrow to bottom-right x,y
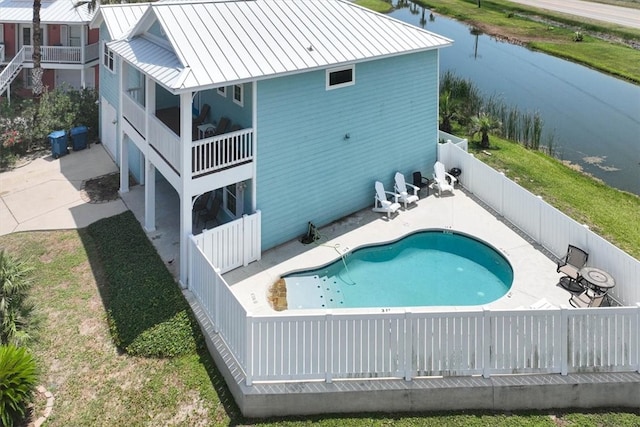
103,43 -> 115,73
217,86 -> 226,97
69,26 -> 82,47
326,65 -> 355,90
233,84 -> 243,106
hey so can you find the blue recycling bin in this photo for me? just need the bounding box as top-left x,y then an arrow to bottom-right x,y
48,130 -> 68,159
70,125 -> 89,151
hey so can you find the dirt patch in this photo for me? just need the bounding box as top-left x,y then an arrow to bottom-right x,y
268,278 -> 288,311
80,172 -> 134,203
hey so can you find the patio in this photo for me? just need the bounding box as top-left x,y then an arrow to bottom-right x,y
125,178 -> 573,310
223,187 -> 571,314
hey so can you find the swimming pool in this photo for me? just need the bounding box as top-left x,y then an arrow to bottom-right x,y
284,230 -> 513,309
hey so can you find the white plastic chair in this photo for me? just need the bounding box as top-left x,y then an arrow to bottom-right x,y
432,161 -> 456,196
394,172 -> 419,209
372,181 -> 401,219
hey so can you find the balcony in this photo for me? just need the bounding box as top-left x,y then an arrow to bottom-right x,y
121,94 -> 254,179
2,43 -> 100,65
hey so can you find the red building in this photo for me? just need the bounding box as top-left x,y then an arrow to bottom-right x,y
0,0 -> 99,99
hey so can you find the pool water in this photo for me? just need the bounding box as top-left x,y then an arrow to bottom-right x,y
285,231 -> 513,309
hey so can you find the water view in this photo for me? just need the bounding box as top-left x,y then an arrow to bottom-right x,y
390,4 -> 640,195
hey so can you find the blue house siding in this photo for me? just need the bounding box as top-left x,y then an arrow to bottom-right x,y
257,50 -> 439,251
99,23 -> 120,110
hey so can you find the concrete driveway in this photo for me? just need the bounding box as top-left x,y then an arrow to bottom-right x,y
0,144 -> 128,236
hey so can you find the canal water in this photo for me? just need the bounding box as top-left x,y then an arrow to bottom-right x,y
389,4 -> 640,195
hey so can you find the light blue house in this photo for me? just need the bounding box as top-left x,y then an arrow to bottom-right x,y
91,0 -> 452,285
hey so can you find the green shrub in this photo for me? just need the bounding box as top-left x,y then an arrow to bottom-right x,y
0,87 -> 99,158
88,212 -> 198,357
0,250 -> 35,346
0,345 -> 38,427
573,31 -> 584,42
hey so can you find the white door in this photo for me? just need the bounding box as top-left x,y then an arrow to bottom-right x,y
101,97 -> 117,160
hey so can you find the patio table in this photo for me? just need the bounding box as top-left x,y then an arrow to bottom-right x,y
578,266 -> 615,292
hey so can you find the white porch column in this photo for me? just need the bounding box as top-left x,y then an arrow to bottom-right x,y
144,159 -> 156,232
178,92 -> 193,288
141,75 -> 155,186
118,56 -> 129,193
251,81 -> 257,211
80,25 -> 86,88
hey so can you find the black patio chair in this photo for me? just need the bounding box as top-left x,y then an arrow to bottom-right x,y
556,244 -> 589,281
412,171 -> 430,196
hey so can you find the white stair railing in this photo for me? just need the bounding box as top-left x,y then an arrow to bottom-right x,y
0,47 -> 25,96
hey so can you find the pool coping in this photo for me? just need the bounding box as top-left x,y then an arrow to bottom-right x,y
282,229 -> 515,310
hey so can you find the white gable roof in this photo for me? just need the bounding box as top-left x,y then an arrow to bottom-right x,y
0,0 -> 93,24
106,0 -> 453,93
91,3 -> 150,40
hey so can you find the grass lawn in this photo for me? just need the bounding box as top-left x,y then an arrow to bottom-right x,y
1,208 -> 639,425
355,0 -> 393,13
415,0 -> 640,83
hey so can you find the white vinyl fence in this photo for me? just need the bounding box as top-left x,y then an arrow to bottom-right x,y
187,141 -> 640,385
439,141 -> 640,306
187,244 -> 640,384
192,211 -> 261,274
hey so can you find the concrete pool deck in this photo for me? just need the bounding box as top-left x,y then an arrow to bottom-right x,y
223,187 -> 572,314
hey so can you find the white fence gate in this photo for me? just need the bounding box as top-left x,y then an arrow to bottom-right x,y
192,211 -> 261,274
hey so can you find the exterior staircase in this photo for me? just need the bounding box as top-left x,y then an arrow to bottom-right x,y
0,48 -> 25,97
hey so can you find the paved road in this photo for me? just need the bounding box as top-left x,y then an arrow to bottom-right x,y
509,0 -> 640,29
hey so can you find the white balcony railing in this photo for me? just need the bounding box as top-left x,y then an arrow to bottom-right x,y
20,43 -> 99,64
122,93 -> 146,139
192,128 -> 254,177
84,43 -> 100,63
121,96 -> 255,178
148,115 -> 180,173
0,48 -> 25,96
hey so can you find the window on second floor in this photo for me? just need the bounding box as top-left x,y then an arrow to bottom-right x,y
103,43 -> 115,73
233,84 -> 243,106
217,86 -> 226,97
326,65 -> 355,90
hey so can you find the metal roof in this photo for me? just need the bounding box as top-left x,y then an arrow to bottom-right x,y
106,0 -> 453,93
0,0 -> 93,24
92,3 -> 150,40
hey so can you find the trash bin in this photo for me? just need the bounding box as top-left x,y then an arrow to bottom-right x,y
48,130 -> 69,159
70,125 -> 89,151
